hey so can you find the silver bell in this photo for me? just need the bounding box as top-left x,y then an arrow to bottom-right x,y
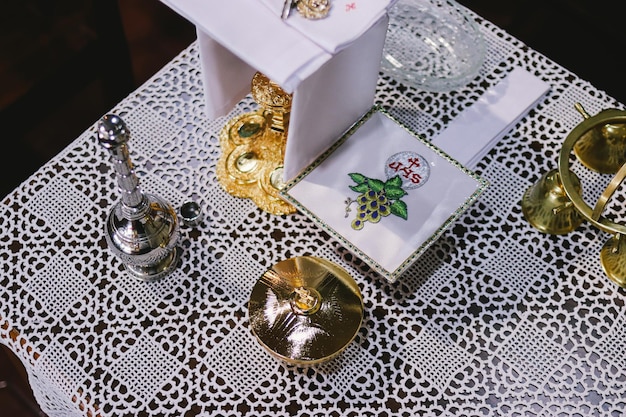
97,114 -> 181,281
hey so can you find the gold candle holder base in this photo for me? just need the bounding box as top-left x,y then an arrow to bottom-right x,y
216,73 -> 296,215
600,233 -> 626,288
522,103 -> 626,288
521,168 -> 584,235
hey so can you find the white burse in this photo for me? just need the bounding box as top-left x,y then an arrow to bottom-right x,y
159,0 -> 396,181
280,68 -> 551,281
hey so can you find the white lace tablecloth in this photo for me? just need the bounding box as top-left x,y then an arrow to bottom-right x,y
2,7 -> 626,417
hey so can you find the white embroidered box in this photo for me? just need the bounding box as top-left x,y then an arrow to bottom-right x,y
280,106 -> 488,282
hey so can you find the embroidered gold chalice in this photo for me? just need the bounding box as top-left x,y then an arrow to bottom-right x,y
522,103 -> 626,287
216,72 -> 296,215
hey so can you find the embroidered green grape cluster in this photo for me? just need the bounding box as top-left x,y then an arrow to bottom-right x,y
346,173 -> 408,230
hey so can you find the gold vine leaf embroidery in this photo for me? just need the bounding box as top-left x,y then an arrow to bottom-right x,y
345,173 -> 408,230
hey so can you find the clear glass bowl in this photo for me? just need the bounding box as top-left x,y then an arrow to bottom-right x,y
381,0 -> 485,92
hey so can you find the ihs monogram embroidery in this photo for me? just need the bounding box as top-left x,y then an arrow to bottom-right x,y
345,151 -> 430,230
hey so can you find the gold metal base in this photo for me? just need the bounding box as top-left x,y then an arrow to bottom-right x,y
521,169 -> 584,235
216,72 -> 296,216
216,110 -> 296,215
600,234 -> 626,287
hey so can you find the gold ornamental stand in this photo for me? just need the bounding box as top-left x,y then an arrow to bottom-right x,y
216,72 -> 296,215
522,103 -> 626,287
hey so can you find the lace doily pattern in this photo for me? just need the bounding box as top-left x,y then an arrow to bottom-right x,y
2,6 -> 626,417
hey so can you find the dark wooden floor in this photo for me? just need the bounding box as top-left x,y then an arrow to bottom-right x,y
1,1 -> 625,416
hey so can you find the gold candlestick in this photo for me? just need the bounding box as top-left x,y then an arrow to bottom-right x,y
216,72 -> 296,215
521,103 -> 626,288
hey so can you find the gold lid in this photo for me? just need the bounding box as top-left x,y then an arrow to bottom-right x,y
215,72 -> 296,215
248,256 -> 364,366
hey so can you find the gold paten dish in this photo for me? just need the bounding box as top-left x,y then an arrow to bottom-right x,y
248,256 -> 364,366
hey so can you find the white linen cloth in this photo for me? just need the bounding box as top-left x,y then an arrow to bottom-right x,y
432,67 -> 551,168
160,0 -> 392,181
